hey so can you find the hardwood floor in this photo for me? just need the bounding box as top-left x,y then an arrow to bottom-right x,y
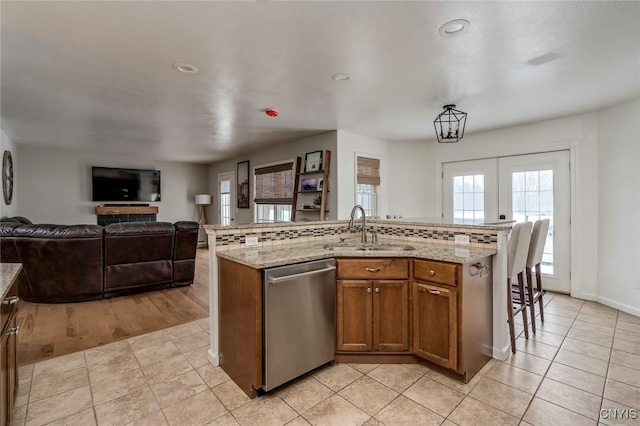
16,247 -> 210,366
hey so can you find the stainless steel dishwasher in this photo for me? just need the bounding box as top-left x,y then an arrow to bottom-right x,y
263,258 -> 336,391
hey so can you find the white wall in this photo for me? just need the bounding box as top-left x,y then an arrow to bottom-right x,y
17,145 -> 209,224
387,139 -> 437,220
388,112 -> 600,301
597,97 -> 640,315
207,132 -> 338,224
336,130 -> 389,219
0,130 -> 18,218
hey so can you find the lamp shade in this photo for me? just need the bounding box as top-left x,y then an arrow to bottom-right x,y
195,194 -> 212,205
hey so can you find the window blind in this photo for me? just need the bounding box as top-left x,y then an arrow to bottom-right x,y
254,162 -> 295,204
357,156 -> 381,186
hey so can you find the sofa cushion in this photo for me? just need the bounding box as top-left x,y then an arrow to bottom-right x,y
105,222 -> 174,265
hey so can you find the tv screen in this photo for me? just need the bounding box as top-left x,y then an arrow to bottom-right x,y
92,167 -> 161,202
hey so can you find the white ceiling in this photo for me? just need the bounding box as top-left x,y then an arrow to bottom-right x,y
2,1 -> 639,163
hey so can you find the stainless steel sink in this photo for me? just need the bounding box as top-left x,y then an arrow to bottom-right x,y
323,243 -> 415,252
367,244 -> 416,251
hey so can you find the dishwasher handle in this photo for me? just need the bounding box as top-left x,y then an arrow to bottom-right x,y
268,266 -> 336,284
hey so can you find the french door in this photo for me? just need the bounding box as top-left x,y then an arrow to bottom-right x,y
218,172 -> 235,226
443,151 -> 571,293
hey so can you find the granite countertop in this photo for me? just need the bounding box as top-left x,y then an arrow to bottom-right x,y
1,263 -> 22,301
216,238 -> 497,269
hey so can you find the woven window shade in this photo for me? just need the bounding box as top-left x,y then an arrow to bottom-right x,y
357,156 -> 380,186
254,162 -> 295,204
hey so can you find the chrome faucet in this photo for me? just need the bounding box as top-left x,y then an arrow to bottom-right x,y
348,205 -> 367,243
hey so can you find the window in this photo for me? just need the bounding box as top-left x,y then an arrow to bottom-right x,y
356,156 -> 380,218
512,170 -> 554,274
254,161 -> 295,223
453,174 -> 485,225
219,179 -> 232,226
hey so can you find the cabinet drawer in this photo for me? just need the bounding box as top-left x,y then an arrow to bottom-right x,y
414,260 -> 457,286
337,259 -> 409,279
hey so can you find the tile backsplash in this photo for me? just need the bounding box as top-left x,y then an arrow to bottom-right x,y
208,220 -> 503,251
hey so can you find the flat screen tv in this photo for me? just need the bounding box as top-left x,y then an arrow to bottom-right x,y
92,167 -> 161,202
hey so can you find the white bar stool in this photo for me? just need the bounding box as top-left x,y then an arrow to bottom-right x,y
525,219 -> 551,333
507,221 -> 533,354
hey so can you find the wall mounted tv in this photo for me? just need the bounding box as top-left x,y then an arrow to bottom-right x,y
92,167 -> 161,202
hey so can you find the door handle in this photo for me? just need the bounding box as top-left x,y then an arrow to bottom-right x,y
2,296 -> 19,305
268,266 -> 336,284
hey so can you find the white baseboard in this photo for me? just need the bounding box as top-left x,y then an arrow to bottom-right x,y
595,295 -> 640,317
207,350 -> 220,366
493,344 -> 510,361
579,292 -> 597,301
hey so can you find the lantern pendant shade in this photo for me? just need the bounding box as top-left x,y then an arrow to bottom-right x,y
195,194 -> 212,205
434,104 -> 467,143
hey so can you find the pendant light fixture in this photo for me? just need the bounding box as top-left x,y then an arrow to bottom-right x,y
433,104 -> 467,143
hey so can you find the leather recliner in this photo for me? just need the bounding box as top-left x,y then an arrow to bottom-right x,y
104,222 -> 175,297
12,224 -> 104,303
173,221 -> 200,287
0,217 -> 200,303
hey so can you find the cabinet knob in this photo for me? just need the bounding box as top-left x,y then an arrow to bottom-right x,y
367,287 -> 372,293
2,296 -> 19,305
8,326 -> 19,335
375,288 -> 380,293
365,267 -> 380,273
429,270 -> 436,276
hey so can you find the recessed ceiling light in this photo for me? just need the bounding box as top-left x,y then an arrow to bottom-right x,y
438,19 -> 470,37
172,63 -> 198,74
331,73 -> 351,82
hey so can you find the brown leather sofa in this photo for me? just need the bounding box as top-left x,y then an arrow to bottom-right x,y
0,217 -> 199,303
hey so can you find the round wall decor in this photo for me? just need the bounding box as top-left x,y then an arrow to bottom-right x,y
3,150 -> 14,205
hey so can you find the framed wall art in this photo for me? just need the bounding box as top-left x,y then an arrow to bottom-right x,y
237,160 -> 250,209
304,150 -> 323,173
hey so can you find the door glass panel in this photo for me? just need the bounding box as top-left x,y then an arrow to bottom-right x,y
453,174 -> 485,224
511,169 -> 554,274
220,179 -> 232,226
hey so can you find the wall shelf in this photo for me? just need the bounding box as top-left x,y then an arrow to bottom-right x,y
291,150 -> 330,221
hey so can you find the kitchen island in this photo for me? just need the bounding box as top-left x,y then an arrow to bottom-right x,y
204,220 -> 511,397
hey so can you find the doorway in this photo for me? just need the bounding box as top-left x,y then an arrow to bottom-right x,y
218,172 -> 235,226
443,151 -> 571,293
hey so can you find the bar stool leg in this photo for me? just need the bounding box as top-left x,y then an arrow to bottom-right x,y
507,277 -> 517,354
536,263 -> 545,323
518,271 -> 529,340
526,266 -> 536,334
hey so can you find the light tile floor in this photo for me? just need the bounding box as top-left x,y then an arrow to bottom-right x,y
11,293 -> 640,426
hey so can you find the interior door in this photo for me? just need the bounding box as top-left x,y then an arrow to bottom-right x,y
443,159 -> 498,224
443,151 -> 571,293
218,172 -> 235,226
498,151 -> 571,292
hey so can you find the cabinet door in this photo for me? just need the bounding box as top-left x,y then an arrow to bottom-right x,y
412,281 -> 457,369
373,280 -> 409,352
337,280 -> 372,352
7,315 -> 18,418
1,331 -> 8,426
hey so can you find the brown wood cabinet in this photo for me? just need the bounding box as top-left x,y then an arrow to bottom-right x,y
412,257 -> 493,382
1,273 -> 20,425
412,281 -> 457,369
336,259 -> 410,353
